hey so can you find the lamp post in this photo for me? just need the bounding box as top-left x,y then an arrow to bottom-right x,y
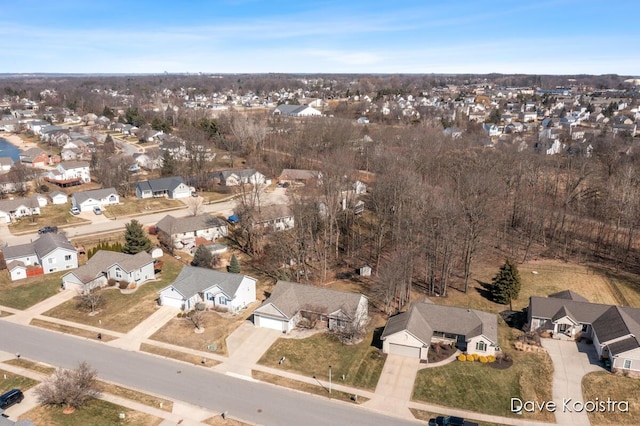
329,365 -> 332,394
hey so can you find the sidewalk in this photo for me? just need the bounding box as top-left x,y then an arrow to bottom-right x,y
107,306 -> 178,351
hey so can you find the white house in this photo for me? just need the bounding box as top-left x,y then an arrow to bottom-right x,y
71,187 -> 119,212
381,301 -> 499,359
47,161 -> 91,185
0,196 -> 41,223
272,105 -> 322,117
49,191 -> 68,205
253,280 -> 369,333
135,176 -> 191,199
252,204 -> 295,231
62,250 -> 155,292
155,214 -> 228,249
0,157 -> 13,172
213,168 -> 266,186
3,233 -> 78,281
158,266 -> 257,312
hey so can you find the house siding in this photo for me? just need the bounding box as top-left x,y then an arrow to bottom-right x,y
467,335 -> 497,356
41,248 -> 78,273
612,347 -> 640,372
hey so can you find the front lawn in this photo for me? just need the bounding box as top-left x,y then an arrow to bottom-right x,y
20,399 -> 162,426
582,371 -> 640,425
258,331 -> 386,391
102,198 -> 184,218
0,271 -> 65,310
43,256 -> 183,333
8,203 -> 89,233
413,348 -> 554,422
0,368 -> 39,393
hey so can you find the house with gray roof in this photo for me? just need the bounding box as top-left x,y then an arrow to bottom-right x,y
212,168 -> 266,186
158,266 -> 256,312
0,196 -> 41,223
278,169 -> 322,186
156,214 -> 228,249
71,187 -> 119,212
3,233 -> 77,281
272,104 -> 321,117
529,291 -> 640,374
380,301 -> 499,359
252,204 -> 295,231
135,176 -> 190,199
253,280 -> 368,333
62,250 -> 154,292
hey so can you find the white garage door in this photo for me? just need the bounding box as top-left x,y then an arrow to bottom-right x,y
256,315 -> 285,332
388,343 -> 420,358
160,295 -> 184,309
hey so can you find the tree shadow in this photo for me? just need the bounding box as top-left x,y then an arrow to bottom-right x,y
474,279 -> 493,302
371,326 -> 385,350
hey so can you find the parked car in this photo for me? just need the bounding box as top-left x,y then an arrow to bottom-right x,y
428,416 -> 478,426
70,206 -> 81,215
93,206 -> 103,215
0,389 -> 24,410
38,226 -> 58,234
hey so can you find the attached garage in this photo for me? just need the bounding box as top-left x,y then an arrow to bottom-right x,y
254,315 -> 286,332
388,343 -> 421,358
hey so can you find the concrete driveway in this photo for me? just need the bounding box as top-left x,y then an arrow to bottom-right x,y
541,339 -> 602,425
364,354 -> 420,420
218,320 -> 281,376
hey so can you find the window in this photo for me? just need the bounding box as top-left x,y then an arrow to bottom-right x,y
219,296 -> 227,305
48,258 -> 55,264
476,341 -> 487,352
624,359 -> 632,369
581,324 -> 589,332
64,255 -> 72,261
558,323 -> 570,333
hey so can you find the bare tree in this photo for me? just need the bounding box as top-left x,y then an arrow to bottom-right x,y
79,288 -> 104,314
188,307 -> 205,330
35,362 -> 101,409
186,196 -> 204,216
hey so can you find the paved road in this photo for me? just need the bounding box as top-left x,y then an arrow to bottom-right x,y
0,321 -> 419,426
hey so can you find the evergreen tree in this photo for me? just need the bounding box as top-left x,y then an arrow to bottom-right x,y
160,150 -> 176,177
191,245 -> 213,269
490,259 -> 521,311
227,254 -> 241,274
122,220 -> 151,254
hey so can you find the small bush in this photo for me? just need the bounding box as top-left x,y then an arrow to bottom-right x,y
107,278 -> 117,287
487,355 -> 496,363
457,354 -> 466,362
479,356 -> 488,363
118,280 -> 129,290
472,353 -> 479,361
466,354 -> 474,362
127,282 -> 136,290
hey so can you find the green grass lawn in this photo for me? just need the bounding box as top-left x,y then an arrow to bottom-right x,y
0,369 -> 39,393
43,256 -> 184,333
0,271 -> 66,310
21,399 -> 162,426
8,203 -> 89,233
413,343 -> 554,422
102,198 -> 184,218
258,331 -> 386,391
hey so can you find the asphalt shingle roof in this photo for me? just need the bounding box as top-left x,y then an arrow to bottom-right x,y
3,233 -> 75,260
71,187 -> 118,205
156,214 -> 226,235
69,250 -> 153,283
137,176 -> 185,193
163,266 -> 250,300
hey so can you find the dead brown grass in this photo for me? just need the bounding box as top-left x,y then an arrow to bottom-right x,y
20,400 -> 162,426
582,371 -> 640,425
139,343 -> 220,366
202,415 -> 252,426
30,318 -> 118,342
98,381 -> 173,412
3,358 -> 56,375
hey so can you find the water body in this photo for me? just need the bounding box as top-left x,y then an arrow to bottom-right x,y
0,137 -> 23,161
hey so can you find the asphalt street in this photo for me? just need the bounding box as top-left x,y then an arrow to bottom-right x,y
0,321 -> 420,426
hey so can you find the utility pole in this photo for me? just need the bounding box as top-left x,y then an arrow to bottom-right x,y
329,365 -> 332,394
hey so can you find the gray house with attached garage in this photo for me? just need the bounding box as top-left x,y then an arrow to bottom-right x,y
253,280 -> 368,333
3,233 -> 78,281
155,214 -> 228,249
135,176 -> 191,199
529,290 -> 640,374
71,187 -> 119,212
158,266 -> 256,312
380,300 -> 498,359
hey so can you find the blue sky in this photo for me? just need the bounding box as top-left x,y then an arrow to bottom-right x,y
1,0 -> 638,75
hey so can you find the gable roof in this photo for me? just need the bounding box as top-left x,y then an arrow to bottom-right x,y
255,204 -> 293,223
68,250 -> 153,284
216,168 -> 257,180
607,336 -> 640,356
279,169 -> 320,181
156,214 -> 227,235
137,176 -> 185,193
58,160 -> 89,170
254,280 -> 365,320
0,196 -> 39,213
162,266 -> 251,300
72,187 -> 118,205
381,301 -> 499,345
548,290 -> 589,302
3,233 -> 75,260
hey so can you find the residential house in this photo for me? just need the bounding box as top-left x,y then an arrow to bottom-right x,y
19,147 -> 59,168
212,168 -> 266,186
0,196 -> 41,223
528,291 -> 640,374
3,233 -> 78,281
155,214 -> 228,250
0,157 -> 13,172
253,204 -> 295,231
71,187 -> 119,212
278,169 -> 322,186
46,161 -> 91,186
49,191 -> 68,205
253,280 -> 369,333
135,176 -> 191,199
158,266 -> 256,312
272,105 -> 322,117
62,250 -> 154,292
380,301 -> 499,359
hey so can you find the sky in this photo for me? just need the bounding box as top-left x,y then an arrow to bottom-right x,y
0,0 -> 638,75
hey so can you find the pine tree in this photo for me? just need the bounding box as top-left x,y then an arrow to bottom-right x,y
122,220 -> 152,254
191,245 -> 213,269
227,254 -> 241,274
160,150 -> 176,177
490,259 -> 521,311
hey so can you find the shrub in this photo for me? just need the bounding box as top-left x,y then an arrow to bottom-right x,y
118,280 -> 129,290
127,282 -> 136,290
35,362 -> 100,409
457,354 -> 466,362
107,278 -> 117,287
487,355 -> 496,363
466,354 -> 474,362
479,356 -> 488,363
472,353 -> 479,361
